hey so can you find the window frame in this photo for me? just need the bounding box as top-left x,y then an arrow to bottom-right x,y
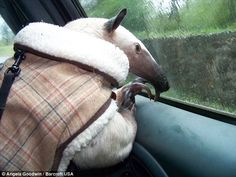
158,95 -> 236,124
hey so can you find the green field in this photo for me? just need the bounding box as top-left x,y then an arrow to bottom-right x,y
0,44 -> 14,57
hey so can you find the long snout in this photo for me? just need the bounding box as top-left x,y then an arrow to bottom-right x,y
150,62 -> 169,92
129,50 -> 169,96
150,61 -> 170,97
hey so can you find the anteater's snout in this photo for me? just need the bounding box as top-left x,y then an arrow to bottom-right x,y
151,63 -> 170,93
159,75 -> 170,92
152,75 -> 169,99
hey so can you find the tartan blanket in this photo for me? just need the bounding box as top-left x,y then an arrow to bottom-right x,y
0,52 -> 112,171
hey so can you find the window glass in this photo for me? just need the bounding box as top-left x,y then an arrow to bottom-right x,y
79,0 -> 236,117
0,15 -> 14,65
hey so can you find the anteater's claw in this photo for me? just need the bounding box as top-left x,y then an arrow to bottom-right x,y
133,77 -> 160,101
116,78 -> 156,111
121,81 -> 153,110
128,82 -> 153,100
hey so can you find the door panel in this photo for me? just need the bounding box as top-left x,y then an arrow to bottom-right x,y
135,96 -> 236,177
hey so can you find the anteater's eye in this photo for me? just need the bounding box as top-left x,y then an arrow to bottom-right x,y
135,43 -> 141,53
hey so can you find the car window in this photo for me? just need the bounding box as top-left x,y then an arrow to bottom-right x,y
79,0 -> 236,117
0,15 -> 14,66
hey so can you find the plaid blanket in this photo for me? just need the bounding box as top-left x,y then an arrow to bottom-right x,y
0,52 -> 112,171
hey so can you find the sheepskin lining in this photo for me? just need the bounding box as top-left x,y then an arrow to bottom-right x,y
14,22 -> 129,85
14,43 -> 119,86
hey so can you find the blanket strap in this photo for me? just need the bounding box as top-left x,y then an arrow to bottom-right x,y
0,49 -> 25,120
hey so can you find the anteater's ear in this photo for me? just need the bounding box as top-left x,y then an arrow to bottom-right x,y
104,8 -> 127,33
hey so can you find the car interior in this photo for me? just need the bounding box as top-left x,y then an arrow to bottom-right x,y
0,0 -> 236,177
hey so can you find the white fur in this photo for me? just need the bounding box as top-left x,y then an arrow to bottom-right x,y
66,18 -> 157,69
65,18 -> 140,51
14,22 -> 129,85
65,18 -> 108,39
58,100 -> 136,172
72,108 -> 137,169
65,18 -> 138,41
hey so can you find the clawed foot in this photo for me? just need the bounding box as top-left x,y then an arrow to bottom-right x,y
114,78 -> 154,111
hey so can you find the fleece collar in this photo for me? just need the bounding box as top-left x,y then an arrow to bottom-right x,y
14,22 -> 129,85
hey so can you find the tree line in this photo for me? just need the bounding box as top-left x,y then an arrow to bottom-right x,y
81,0 -> 236,39
0,16 -> 14,45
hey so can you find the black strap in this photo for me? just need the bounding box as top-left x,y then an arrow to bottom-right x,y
0,50 -> 25,119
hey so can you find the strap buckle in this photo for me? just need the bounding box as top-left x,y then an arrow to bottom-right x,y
0,49 -> 25,120
6,49 -> 25,76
